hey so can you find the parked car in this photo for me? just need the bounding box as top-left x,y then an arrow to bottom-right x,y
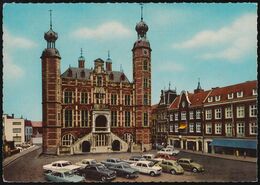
43,160 -> 81,172
124,156 -> 146,164
157,148 -> 180,156
142,154 -> 155,160
153,143 -> 164,150
158,160 -> 184,175
44,169 -> 85,182
130,161 -> 162,176
75,159 -> 97,169
107,162 -> 139,179
101,158 -> 126,167
166,145 -> 174,150
177,158 -> 204,173
155,154 -> 177,161
77,164 -> 116,182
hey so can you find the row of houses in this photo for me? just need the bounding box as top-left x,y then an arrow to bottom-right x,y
2,114 -> 43,157
151,80 -> 257,157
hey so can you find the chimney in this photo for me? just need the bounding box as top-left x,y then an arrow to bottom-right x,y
106,62 -> 112,71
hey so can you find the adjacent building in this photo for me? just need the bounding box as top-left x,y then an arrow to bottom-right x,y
152,80 -> 257,157
41,9 -> 152,154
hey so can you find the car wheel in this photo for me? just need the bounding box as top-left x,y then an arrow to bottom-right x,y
126,174 -> 130,178
192,168 -> 198,173
170,169 -> 176,175
150,171 -> 155,176
101,176 -> 107,182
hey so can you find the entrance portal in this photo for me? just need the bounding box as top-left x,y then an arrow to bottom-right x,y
112,140 -> 120,151
95,115 -> 107,131
82,141 -> 91,152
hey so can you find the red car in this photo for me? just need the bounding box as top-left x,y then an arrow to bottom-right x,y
155,154 -> 177,161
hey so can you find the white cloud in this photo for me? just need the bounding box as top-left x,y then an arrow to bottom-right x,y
172,13 -> 257,61
3,28 -> 37,80
72,21 -> 132,40
157,61 -> 184,72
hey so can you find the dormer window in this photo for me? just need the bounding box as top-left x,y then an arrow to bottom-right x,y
237,91 -> 243,98
215,96 -> 221,101
109,73 -> 114,80
252,89 -> 257,96
208,97 -> 213,102
228,93 -> 233,99
120,74 -> 125,81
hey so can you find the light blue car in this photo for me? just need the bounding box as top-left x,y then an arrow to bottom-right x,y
44,169 -> 85,182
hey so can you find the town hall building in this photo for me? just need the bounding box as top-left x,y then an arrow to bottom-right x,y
41,9 -> 152,155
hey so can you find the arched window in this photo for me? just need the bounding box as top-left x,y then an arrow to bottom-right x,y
62,134 -> 75,146
123,133 -> 133,143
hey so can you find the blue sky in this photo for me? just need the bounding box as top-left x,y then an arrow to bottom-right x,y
3,3 -> 257,121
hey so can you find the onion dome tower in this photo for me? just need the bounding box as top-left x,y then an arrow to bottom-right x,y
41,10 -> 62,155
132,4 -> 152,150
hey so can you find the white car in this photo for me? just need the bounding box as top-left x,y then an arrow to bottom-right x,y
142,154 -> 155,160
157,148 -> 180,156
75,159 -> 97,169
43,160 -> 81,172
130,161 -> 162,176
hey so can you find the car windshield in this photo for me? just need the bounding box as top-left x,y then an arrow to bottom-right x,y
62,162 -> 72,166
172,161 -> 179,166
190,160 -> 193,163
97,165 -> 106,170
122,164 -> 131,168
64,171 -> 74,177
115,159 -> 121,162
148,162 -> 154,167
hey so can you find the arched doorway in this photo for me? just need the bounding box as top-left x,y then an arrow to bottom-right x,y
112,140 -> 120,151
95,115 -> 107,131
82,141 -> 91,152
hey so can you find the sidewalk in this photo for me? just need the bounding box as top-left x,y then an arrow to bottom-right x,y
180,149 -> 257,163
3,145 -> 41,168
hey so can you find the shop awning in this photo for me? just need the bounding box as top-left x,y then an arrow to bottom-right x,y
210,138 -> 257,149
179,123 -> 187,129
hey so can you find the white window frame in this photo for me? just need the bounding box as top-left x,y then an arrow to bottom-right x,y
249,105 -> 257,117
62,134 -> 75,146
236,106 -> 245,118
189,123 -> 194,133
196,110 -> 201,119
208,97 -> 213,102
174,113 -> 178,121
252,89 -> 257,95
228,93 -> 233,99
170,114 -> 174,121
206,123 -> 212,134
225,123 -> 232,136
225,106 -> 232,119
189,111 -> 194,120
174,124 -> 179,132
205,109 -> 212,120
169,125 -> 173,132
236,122 -> 245,137
249,122 -> 257,135
215,123 -> 222,134
181,111 -> 186,121
215,108 -> 222,119
196,122 -> 201,133
237,91 -> 243,98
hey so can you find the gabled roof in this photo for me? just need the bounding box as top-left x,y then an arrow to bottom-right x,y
205,80 -> 257,103
188,90 -> 211,107
25,120 -> 32,127
169,95 -> 180,110
61,67 -> 130,83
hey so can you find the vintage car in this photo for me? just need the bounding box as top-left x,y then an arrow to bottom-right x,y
158,160 -> 184,175
43,160 -> 81,172
107,162 -> 139,178
101,158 -> 126,167
177,158 -> 205,173
155,154 -> 177,161
77,163 -> 116,182
142,154 -> 156,160
157,148 -> 180,156
130,161 -> 162,176
44,169 -> 85,182
75,159 -> 97,169
124,156 -> 146,164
